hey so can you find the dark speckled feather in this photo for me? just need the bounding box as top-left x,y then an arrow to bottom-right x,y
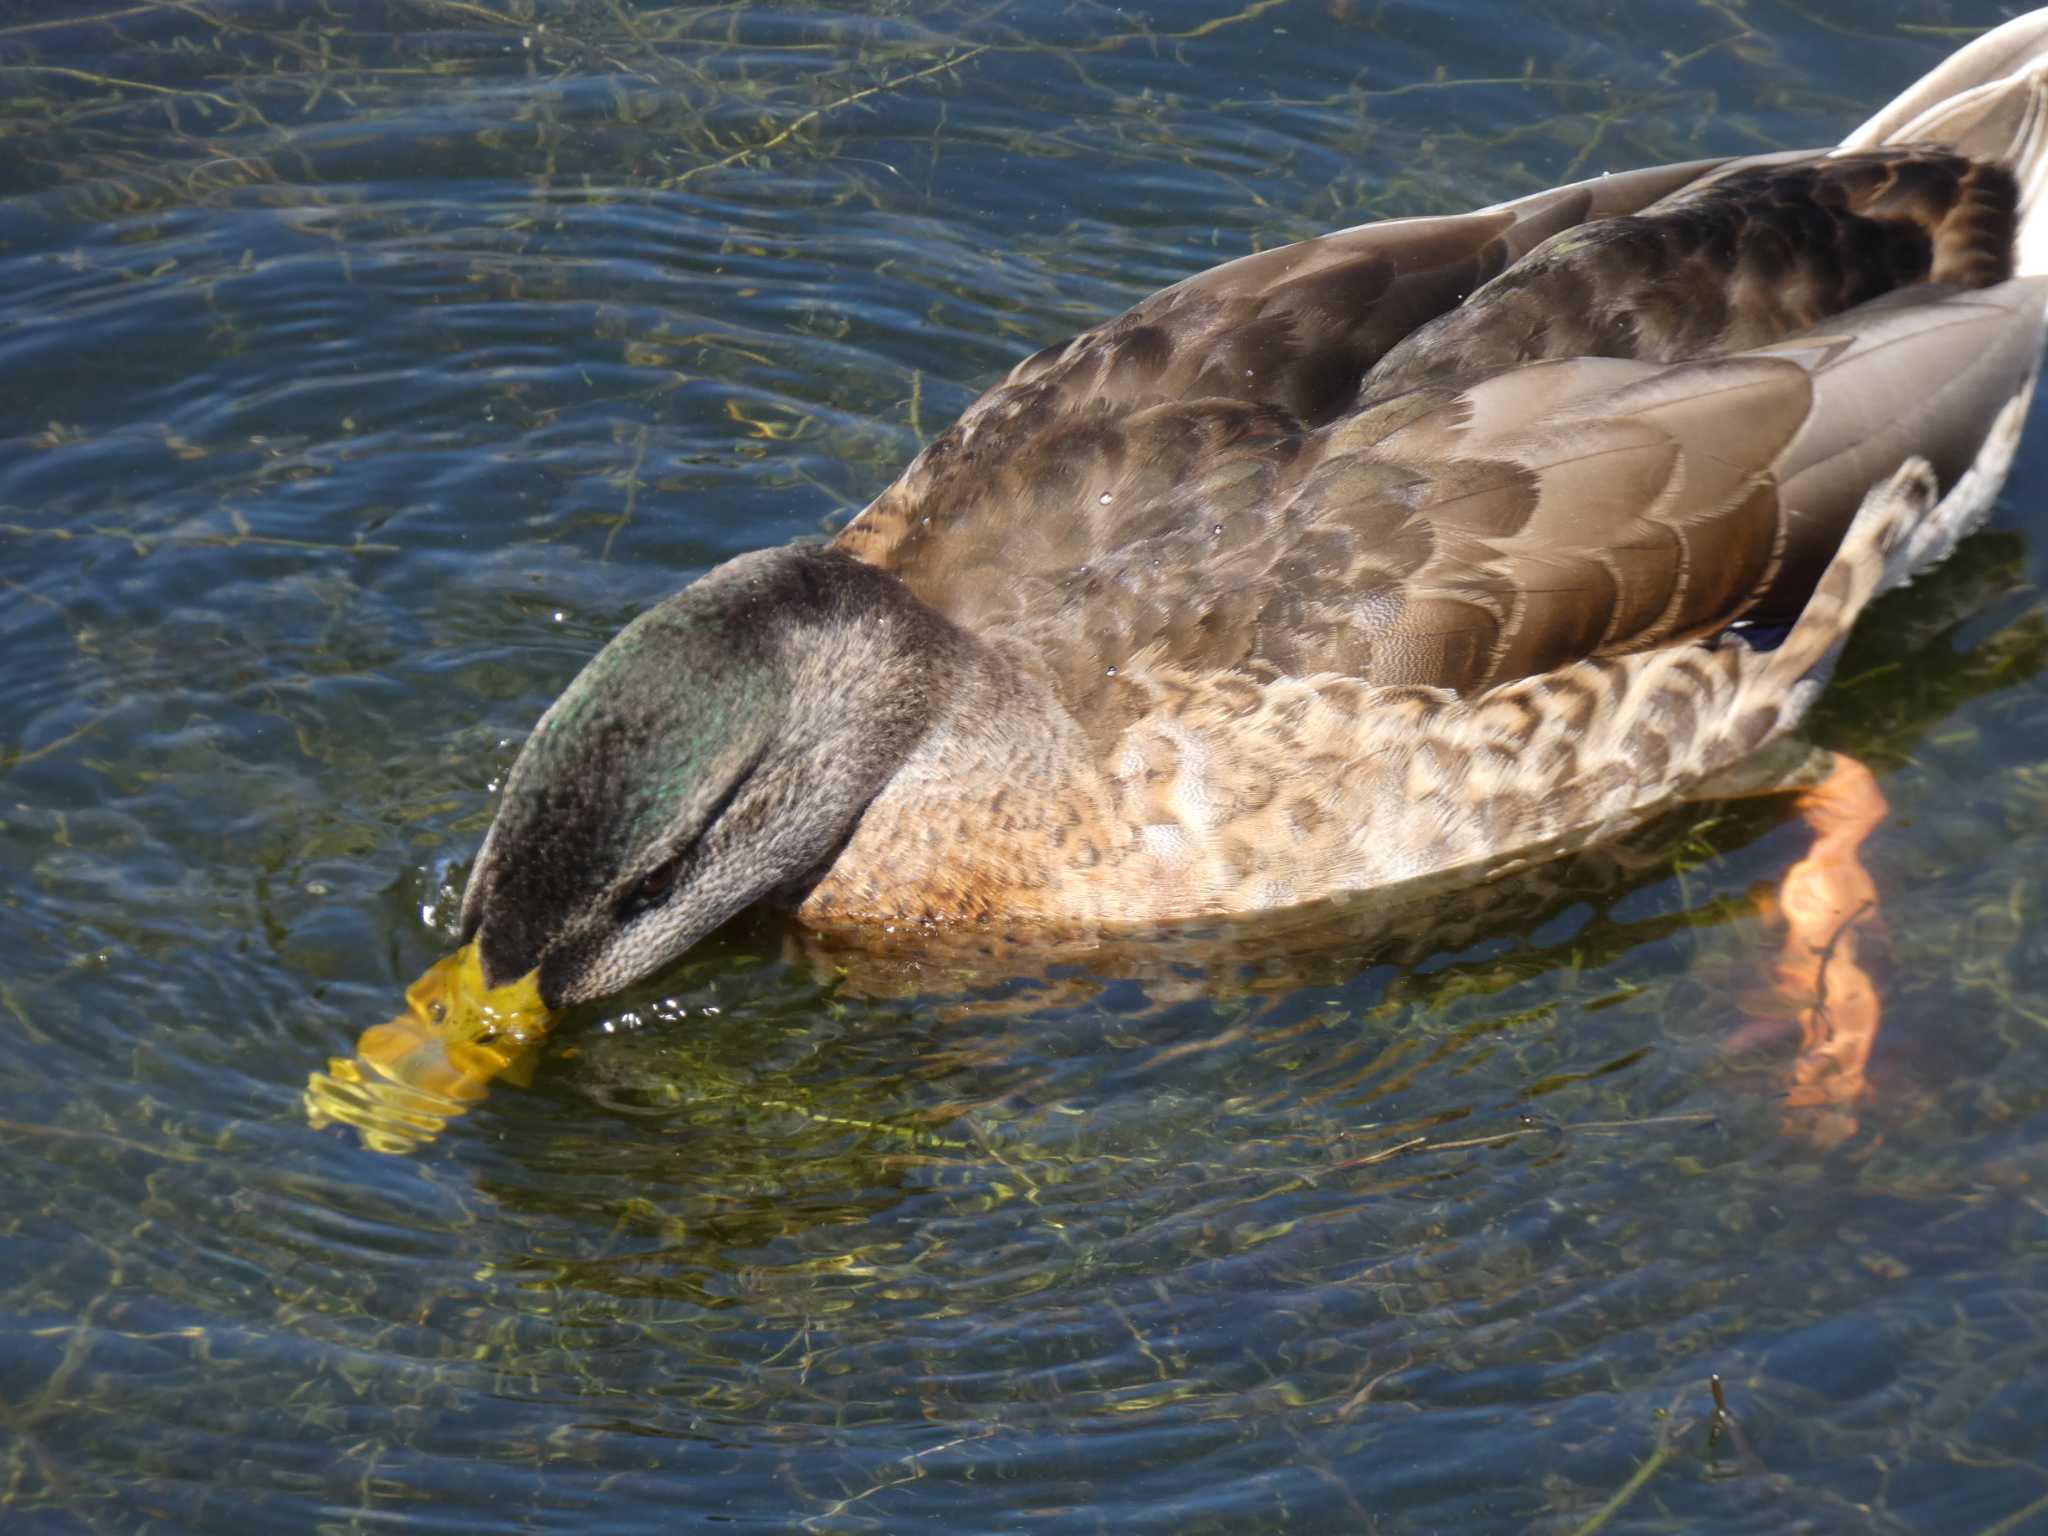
1370,152 -> 2019,392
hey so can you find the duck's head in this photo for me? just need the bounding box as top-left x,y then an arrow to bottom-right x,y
305,544 -> 959,1151
458,543 -> 956,1010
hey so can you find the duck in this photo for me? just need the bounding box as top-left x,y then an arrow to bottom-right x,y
309,11 -> 2048,1148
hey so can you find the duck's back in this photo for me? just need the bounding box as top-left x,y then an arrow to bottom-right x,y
835,136 -> 2042,735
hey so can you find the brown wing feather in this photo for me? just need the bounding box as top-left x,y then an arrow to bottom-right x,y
1367,150 -> 2020,395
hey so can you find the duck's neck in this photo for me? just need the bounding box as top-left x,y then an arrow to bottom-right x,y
797,629 -> 1124,931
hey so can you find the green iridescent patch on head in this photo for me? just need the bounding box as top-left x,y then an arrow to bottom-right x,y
539,594 -> 773,740
498,587 -> 788,883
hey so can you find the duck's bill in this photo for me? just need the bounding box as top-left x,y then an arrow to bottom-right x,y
304,943 -> 554,1154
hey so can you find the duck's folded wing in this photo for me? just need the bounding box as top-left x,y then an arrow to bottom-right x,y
853,279 -> 2043,715
1239,277 -> 2047,697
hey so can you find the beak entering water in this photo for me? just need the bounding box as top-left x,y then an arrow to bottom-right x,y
304,943 -> 554,1154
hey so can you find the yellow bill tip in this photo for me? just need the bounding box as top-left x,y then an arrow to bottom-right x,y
304,942 -> 556,1154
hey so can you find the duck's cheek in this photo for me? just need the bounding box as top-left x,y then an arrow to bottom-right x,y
578,875 -> 792,1003
537,918 -> 678,1009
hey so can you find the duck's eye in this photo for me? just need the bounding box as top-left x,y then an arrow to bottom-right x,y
619,857 -> 682,920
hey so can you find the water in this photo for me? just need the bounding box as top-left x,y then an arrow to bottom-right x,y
4,1 -> 2047,1531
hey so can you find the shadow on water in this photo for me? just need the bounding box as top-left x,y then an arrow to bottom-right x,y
4,2 -> 2048,1533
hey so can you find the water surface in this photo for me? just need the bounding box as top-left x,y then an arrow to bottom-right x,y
4,1 -> 2048,1531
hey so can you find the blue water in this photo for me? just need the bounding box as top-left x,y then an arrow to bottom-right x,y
3,1 -> 2047,1531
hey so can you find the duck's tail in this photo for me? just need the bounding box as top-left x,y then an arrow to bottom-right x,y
1839,9 -> 2048,274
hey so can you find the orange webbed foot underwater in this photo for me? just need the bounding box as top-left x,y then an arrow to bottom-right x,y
1750,752 -> 1890,1148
